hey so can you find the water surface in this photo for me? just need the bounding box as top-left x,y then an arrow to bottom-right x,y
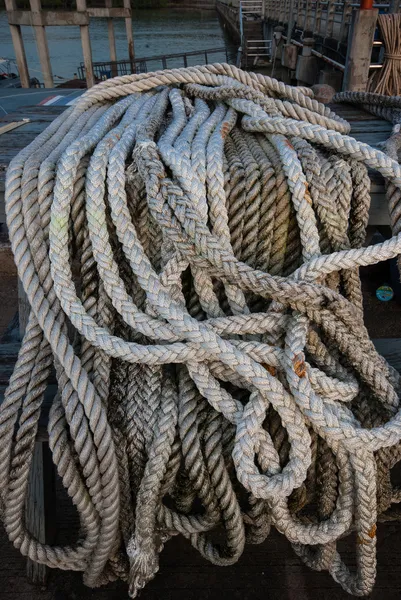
0,8 -> 233,80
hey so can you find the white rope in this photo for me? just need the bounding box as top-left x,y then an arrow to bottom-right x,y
3,64 -> 401,597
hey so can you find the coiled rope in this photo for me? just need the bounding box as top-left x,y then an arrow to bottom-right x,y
335,90 -> 401,278
368,13 -> 401,97
4,64 -> 401,597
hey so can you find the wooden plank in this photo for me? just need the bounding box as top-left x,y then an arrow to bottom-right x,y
0,120 -> 30,136
0,123 -> 56,137
0,106 -> 64,118
0,360 -> 16,386
0,312 -> 19,343
7,9 -> 89,26
25,442 -> 56,583
0,106 -> 65,175
87,7 -> 131,18
374,339 -> 401,372
25,443 -> 45,584
329,102 -> 383,121
18,281 -> 30,332
17,282 -> 46,584
370,192 -> 389,226
350,123 -> 393,133
354,133 -> 391,145
17,280 -> 56,585
29,0 -> 54,88
0,342 -> 20,363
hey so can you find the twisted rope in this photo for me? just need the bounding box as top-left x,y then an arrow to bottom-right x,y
368,13 -> 401,97
4,64 -> 401,597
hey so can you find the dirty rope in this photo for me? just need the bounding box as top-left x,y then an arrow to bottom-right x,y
4,64 -> 401,597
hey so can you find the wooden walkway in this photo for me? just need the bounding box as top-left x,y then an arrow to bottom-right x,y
0,104 -> 65,224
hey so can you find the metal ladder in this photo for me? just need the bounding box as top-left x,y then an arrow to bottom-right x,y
245,39 -> 273,62
240,0 -> 264,16
239,0 -> 272,67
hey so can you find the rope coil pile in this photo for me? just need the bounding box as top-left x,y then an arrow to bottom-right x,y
368,13 -> 401,97
4,64 -> 401,597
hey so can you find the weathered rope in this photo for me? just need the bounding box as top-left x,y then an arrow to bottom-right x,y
334,90 -> 401,125
368,13 -> 401,97
4,64 -> 401,597
334,89 -> 401,279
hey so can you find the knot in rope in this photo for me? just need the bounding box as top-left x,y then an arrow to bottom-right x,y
384,53 -> 401,61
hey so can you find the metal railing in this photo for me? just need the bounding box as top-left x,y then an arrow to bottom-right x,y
282,33 -> 346,69
246,39 -> 273,56
264,0 -> 398,44
241,0 -> 265,14
78,47 -> 234,80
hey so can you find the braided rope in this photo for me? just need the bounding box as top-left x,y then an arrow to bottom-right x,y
4,64 -> 401,597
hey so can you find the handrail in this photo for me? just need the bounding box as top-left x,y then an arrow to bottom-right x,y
91,46 -> 229,66
282,34 -> 345,69
78,46 -> 232,79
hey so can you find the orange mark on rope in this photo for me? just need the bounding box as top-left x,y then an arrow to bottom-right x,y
284,139 -> 294,150
293,355 -> 306,378
368,524 -> 377,539
357,525 -> 377,545
221,122 -> 231,138
263,364 -> 277,377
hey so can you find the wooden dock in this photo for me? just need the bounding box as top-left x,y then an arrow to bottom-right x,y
0,104 -> 65,224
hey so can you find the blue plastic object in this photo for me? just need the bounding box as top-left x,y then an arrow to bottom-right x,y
376,285 -> 394,302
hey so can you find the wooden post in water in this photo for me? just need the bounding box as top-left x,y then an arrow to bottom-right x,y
77,0 -> 95,89
342,0 -> 378,91
124,0 -> 135,73
77,0 -> 95,87
4,0 -> 30,88
106,0 -> 118,76
29,0 -> 54,88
